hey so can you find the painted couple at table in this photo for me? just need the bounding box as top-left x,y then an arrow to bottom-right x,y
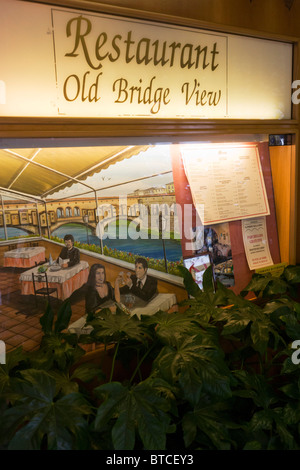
85,257 -> 158,315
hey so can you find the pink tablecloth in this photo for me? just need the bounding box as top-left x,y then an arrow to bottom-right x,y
4,247 -> 46,268
20,261 -> 89,300
4,252 -> 45,268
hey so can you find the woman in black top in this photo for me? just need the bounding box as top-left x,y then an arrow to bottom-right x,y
85,263 -> 115,315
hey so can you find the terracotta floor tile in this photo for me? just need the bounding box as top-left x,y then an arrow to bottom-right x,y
0,267 -> 88,352
2,313 -> 20,322
32,332 -> 43,342
14,313 -> 28,322
20,339 -> 41,352
1,318 -> 20,329
22,326 -> 42,338
10,324 -> 32,335
23,317 -> 42,326
6,334 -> 28,347
0,329 -> 16,341
0,306 -> 14,312
2,308 -> 19,316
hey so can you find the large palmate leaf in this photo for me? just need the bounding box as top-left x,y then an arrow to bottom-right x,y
89,310 -> 146,344
182,401 -> 234,449
218,310 -> 253,336
39,302 -> 55,334
1,369 -> 92,450
94,378 -> 173,450
178,265 -> 219,298
141,310 -> 200,346
279,379 -> 300,400
233,370 -> 278,409
278,313 -> 300,341
47,363 -> 105,396
216,302 -> 261,333
0,347 -> 26,401
37,334 -> 85,370
250,320 -> 271,356
180,294 -> 227,326
216,279 -> 259,308
262,297 -> 298,321
250,317 -> 283,356
176,265 -> 202,298
177,266 -> 229,324
248,408 -> 297,450
39,300 -> 73,334
54,300 -> 73,334
241,272 -> 289,298
217,302 -> 280,356
202,264 -> 215,294
152,335 -> 232,404
283,265 -> 300,284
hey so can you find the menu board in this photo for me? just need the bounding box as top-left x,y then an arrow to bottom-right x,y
171,141 -> 281,295
181,144 -> 270,225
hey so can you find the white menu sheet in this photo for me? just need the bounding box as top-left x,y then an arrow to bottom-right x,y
242,217 -> 273,270
181,144 -> 270,225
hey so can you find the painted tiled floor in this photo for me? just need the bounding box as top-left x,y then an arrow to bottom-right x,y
0,267 -> 87,353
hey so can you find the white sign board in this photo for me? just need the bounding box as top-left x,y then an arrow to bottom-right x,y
242,217 -> 274,270
0,0 -> 293,119
181,143 -> 270,225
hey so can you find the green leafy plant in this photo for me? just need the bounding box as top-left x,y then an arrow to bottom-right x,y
37,265 -> 47,273
0,369 -> 92,450
93,377 -> 174,450
0,264 -> 300,450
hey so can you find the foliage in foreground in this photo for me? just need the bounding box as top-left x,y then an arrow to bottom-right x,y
0,265 -> 300,450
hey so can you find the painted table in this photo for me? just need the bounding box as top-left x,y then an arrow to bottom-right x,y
4,246 -> 46,268
19,260 -> 89,300
68,292 -> 178,335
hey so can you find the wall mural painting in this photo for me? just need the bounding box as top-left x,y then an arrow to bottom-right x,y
48,145 -> 183,276
0,145 -> 187,331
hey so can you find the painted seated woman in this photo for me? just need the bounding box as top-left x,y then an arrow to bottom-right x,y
85,263 -> 116,315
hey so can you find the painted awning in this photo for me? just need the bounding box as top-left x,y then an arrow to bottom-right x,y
0,145 -> 151,200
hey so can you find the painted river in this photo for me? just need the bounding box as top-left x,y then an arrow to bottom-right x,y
52,222 -> 182,262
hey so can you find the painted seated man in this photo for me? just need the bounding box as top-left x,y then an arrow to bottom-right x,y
115,257 -> 158,303
57,234 -> 80,267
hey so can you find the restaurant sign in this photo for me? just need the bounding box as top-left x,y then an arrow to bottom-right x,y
0,0 -> 293,119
